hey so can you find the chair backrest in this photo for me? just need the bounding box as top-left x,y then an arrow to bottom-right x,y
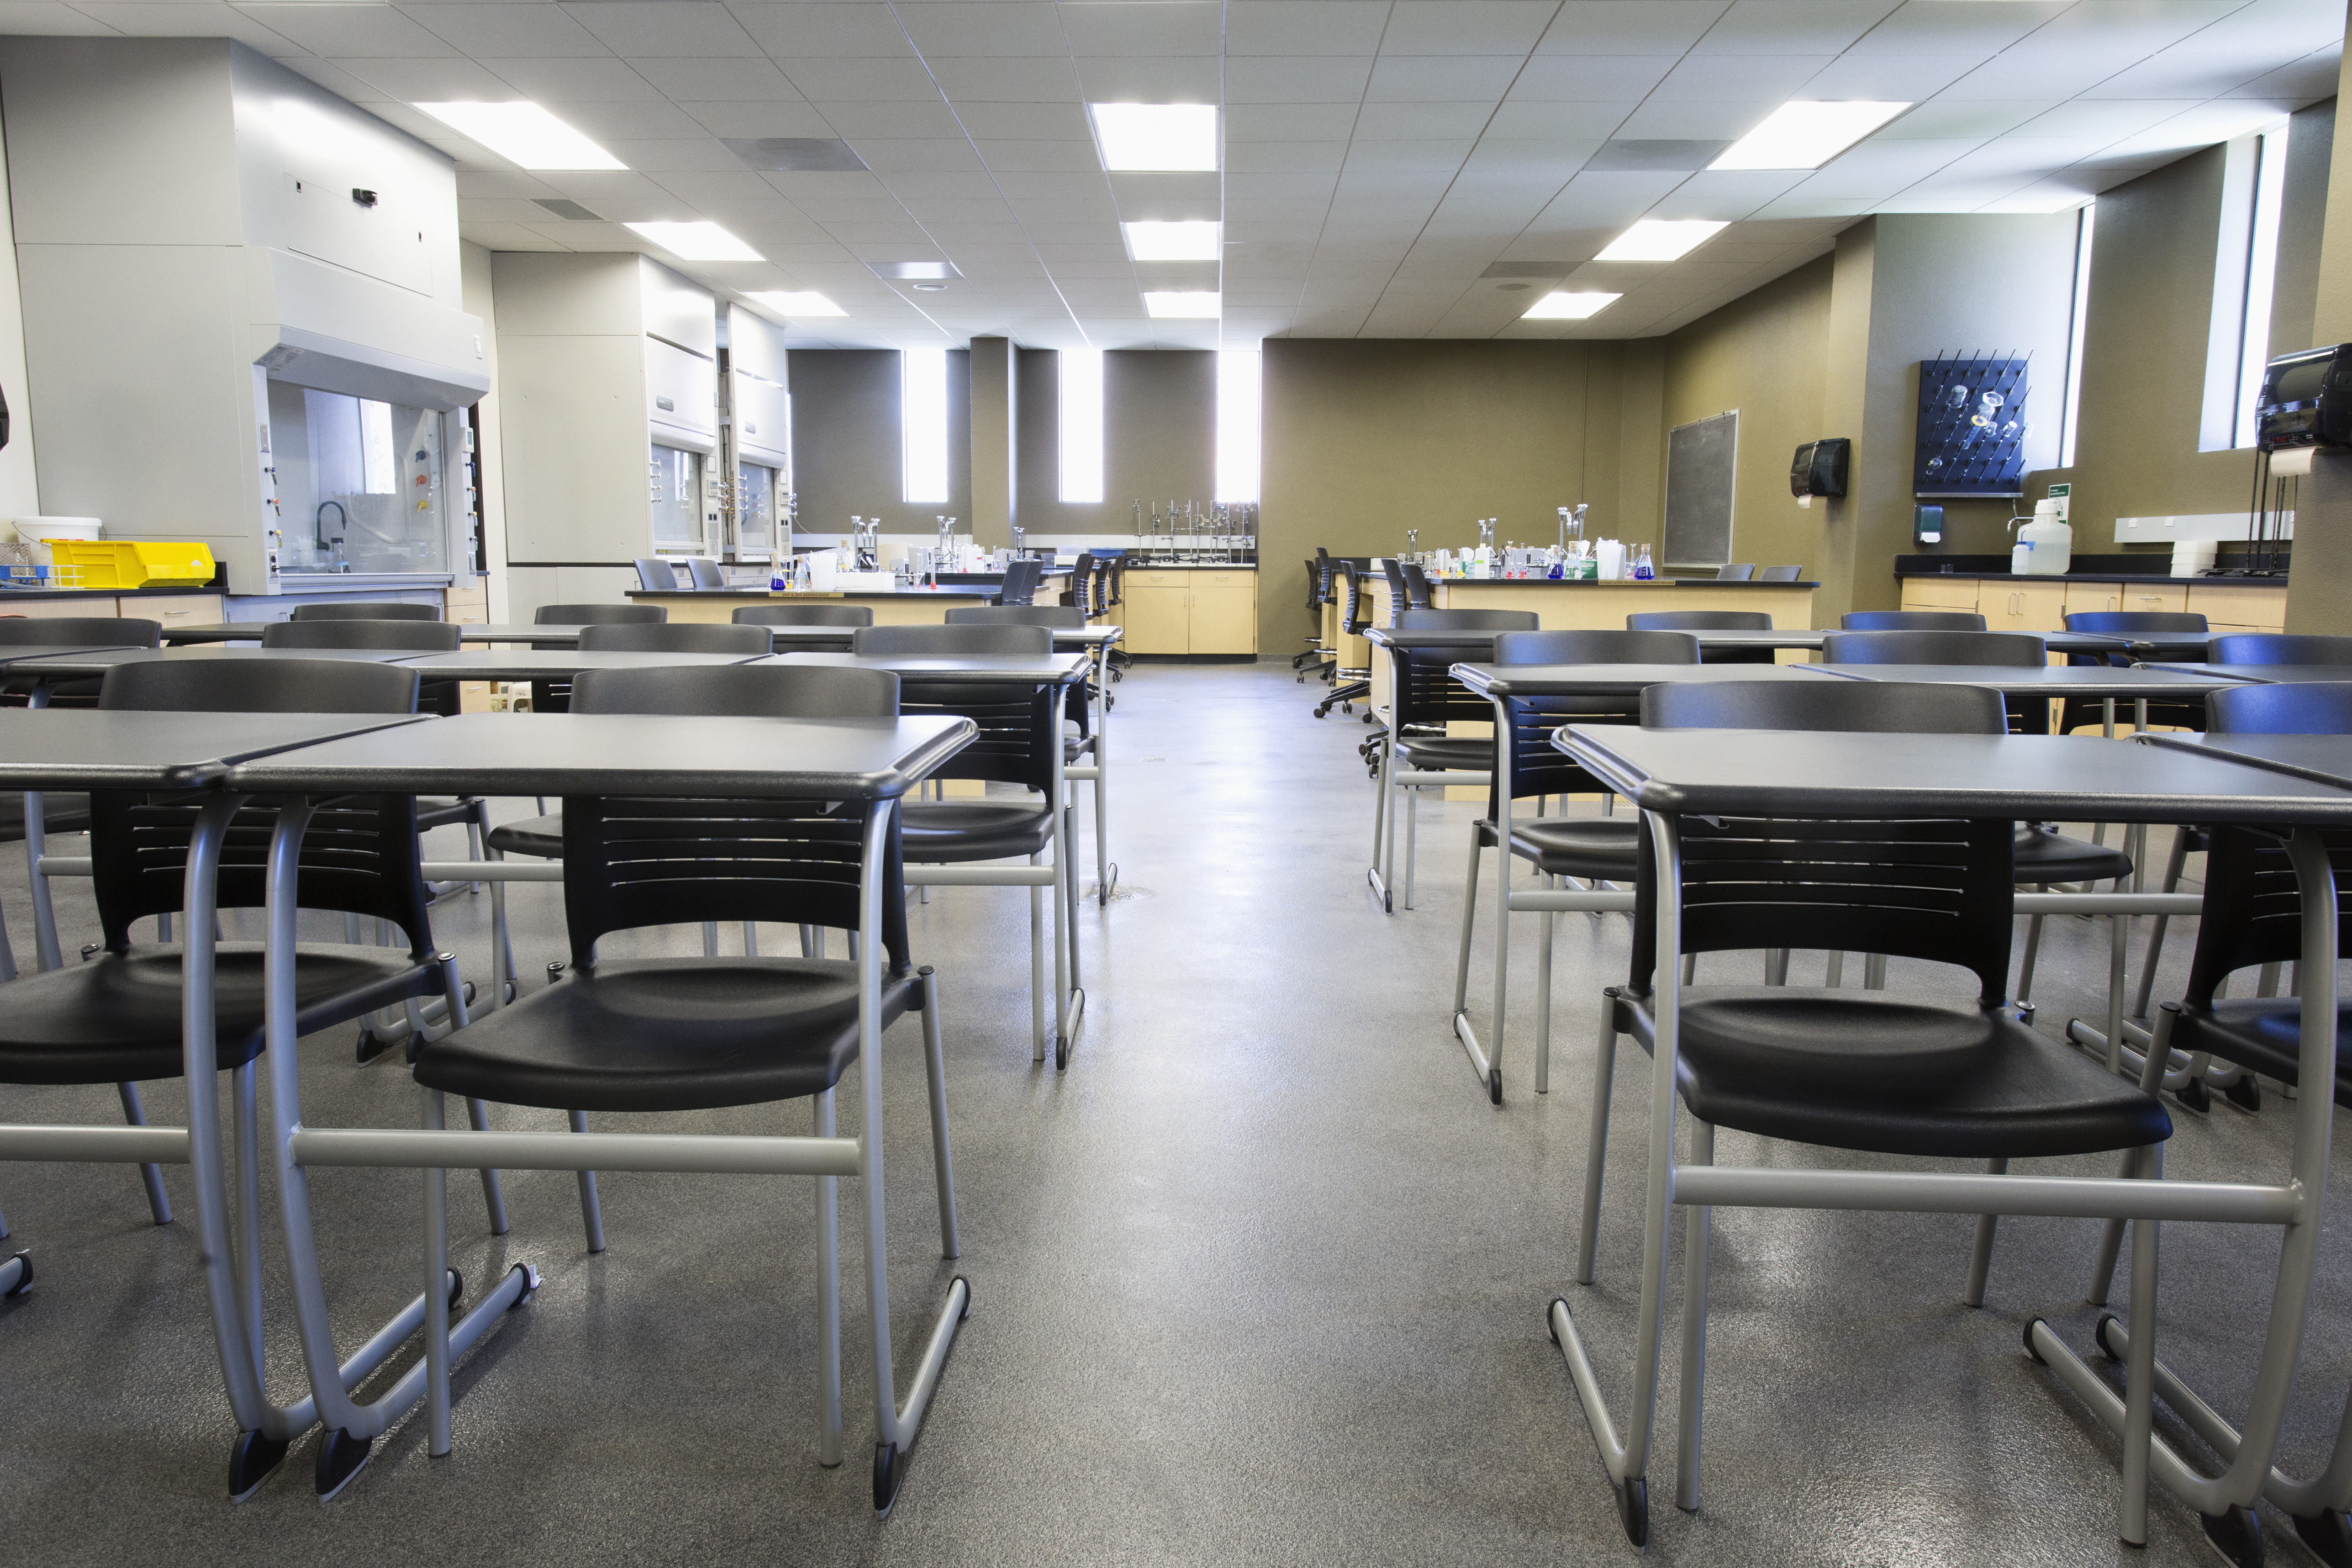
0,616 -> 161,646
1626,610 -> 1770,633
1070,553 -> 1097,617
2208,680 -> 2352,734
1313,548 -> 1335,607
852,623 -> 1052,658
997,558 -> 1043,606
2063,611 -> 2209,635
1841,610 -> 1986,632
1400,562 -> 1434,608
733,603 -> 873,627
1758,565 -> 1805,581
633,558 -> 678,591
1624,676 -> 2017,1004
262,619 -> 463,652
1820,629 -> 2046,666
1715,563 -> 1756,581
537,603 -> 667,626
575,621 -> 772,655
561,664 -> 908,972
946,606 -> 1085,629
1394,608 -> 1540,633
1380,559 -> 1409,625
286,602 -> 439,623
93,659 -> 430,954
2210,633 -> 2352,665
684,558 -> 726,589
1338,559 -> 1369,634
1493,628 -> 1701,665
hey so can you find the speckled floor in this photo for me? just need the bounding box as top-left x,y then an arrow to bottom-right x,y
2,659 -> 2347,1567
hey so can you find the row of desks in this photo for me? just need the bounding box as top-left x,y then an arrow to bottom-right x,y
0,644 -> 1096,684
158,622 -> 1123,652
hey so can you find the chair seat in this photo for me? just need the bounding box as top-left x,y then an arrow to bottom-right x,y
0,792 -> 90,840
2014,824 -> 2133,885
1397,734 -> 1493,773
1486,815 -> 1641,878
1616,986 -> 2172,1159
901,799 -> 1055,862
488,813 -> 564,858
417,797 -> 479,832
415,957 -> 918,1113
2167,999 -> 2352,1109
1063,734 -> 1096,763
0,943 -> 438,1085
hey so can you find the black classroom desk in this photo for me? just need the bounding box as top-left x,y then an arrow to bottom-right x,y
2137,664 -> 2352,685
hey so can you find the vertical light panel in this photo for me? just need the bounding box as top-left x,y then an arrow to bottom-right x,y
2059,203 -> 2094,470
2234,122 -> 2289,450
902,347 -> 948,504
1215,349 -> 1261,503
1059,348 -> 1104,503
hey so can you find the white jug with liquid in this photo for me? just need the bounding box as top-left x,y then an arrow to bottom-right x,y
2011,499 -> 2073,576
1595,539 -> 1626,580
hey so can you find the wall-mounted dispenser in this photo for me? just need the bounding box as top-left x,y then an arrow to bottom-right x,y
1789,438 -> 1851,497
1914,504 -> 1943,544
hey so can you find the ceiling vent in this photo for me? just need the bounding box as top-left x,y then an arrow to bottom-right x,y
531,198 -> 602,221
1584,140 -> 1734,172
722,137 -> 869,172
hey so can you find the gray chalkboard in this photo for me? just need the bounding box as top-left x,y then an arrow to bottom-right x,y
1664,411 -> 1737,570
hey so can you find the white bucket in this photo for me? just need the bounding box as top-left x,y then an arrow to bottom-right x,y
14,516 -> 100,543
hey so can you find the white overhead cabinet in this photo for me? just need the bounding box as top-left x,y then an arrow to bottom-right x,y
723,304 -> 792,564
491,254 -> 721,607
0,38 -> 489,594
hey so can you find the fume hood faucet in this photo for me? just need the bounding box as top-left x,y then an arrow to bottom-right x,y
316,500 -> 346,557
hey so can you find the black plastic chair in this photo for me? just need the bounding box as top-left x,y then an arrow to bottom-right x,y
1758,565 -> 1805,582
1316,560 -> 1374,719
287,602 -> 439,622
946,606 -> 1083,629
1400,561 -> 1434,609
530,603 -> 665,714
2060,612 -> 2210,735
633,558 -> 676,591
1840,610 -> 1987,632
854,623 -> 1050,658
0,617 -> 164,712
2210,633 -> 2352,665
684,558 -> 726,589
1629,608 -> 1774,666
263,619 -> 462,653
1373,608 -> 1540,910
1297,550 -> 1336,676
575,622 -> 771,655
0,656 -> 506,1494
995,559 -> 1042,606
1715,564 -> 1756,581
1579,676 -> 2169,1536
1068,553 -> 1097,621
1496,628 -> 1702,665
411,661 -> 960,1504
734,604 -> 874,628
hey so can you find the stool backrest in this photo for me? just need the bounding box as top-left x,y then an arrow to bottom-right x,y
1338,559 -> 1369,634
537,603 -> 666,626
1820,629 -> 2046,666
1626,610 -> 1770,632
262,619 -> 462,652
1395,608 -> 1540,632
685,558 -> 726,589
1840,610 -> 1986,632
2064,611 -> 2208,634
1715,563 -> 1756,581
2208,680 -> 2352,735
93,659 -> 429,954
1758,565 -> 1805,581
1400,562 -> 1434,608
2210,633 -> 2352,665
734,604 -> 873,627
287,602 -> 438,623
1380,559 -> 1409,624
946,606 -> 1084,628
852,623 -> 1050,658
576,622 -> 771,655
0,616 -> 160,646
1494,629 -> 1699,665
633,558 -> 677,591
1070,553 -> 1097,618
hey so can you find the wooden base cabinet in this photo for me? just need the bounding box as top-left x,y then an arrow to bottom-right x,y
1121,569 -> 1257,655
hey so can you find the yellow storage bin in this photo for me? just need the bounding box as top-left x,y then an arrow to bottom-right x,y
45,540 -> 216,589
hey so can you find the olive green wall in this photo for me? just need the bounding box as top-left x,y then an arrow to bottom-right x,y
786,348 -> 970,535
1257,338 -> 1661,653
1014,347 -> 1215,536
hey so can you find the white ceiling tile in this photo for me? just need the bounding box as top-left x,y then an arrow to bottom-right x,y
1846,0 -> 2069,56
927,57 -> 1084,103
1507,55 -> 1675,100
1800,53 -> 1978,99
1533,0 -> 1724,56
1648,169 -> 1807,218
1482,101 -> 1633,139
1343,139 -> 1476,173
539,100 -> 713,139
487,56 -> 664,101
1648,53 -> 1835,100
602,140 -> 755,173
628,56 -> 803,101
849,138 -> 988,174
2101,97 -> 2307,154
2088,32 -> 2330,99
322,54 -> 511,100
1694,0 -> 1902,54
893,2 -> 1065,55
1058,0 -> 1222,55
1611,100 -> 1783,138
561,2 -> 758,56
1333,170 -> 1453,201
1752,192 -> 1877,218
1225,0 -> 1386,55
459,221 -> 570,249
1531,169 -> 1685,226
274,56 -> 391,100
402,3 -> 609,58
84,4 -> 302,51
763,169 -> 887,198
1876,99 -> 2059,139
781,57 -> 943,100
1225,56 -> 1376,102
1380,0 -> 1556,55
879,171 -> 1005,199
729,4 -> 918,57
1793,136 -> 1978,195
973,139 -> 1100,172
457,170 -> 564,199
2012,98 -> 2205,140
1226,102 -> 1361,141
919,101 -> 1071,140
1229,140 -> 1348,174
1458,138 -> 1599,176
1070,55 -> 1223,101
2224,43 -> 2342,101
989,169 -> 1108,196
1366,55 -> 1525,101
1106,169 -> 1219,203
237,5 -> 456,57
1353,102 -> 1505,139
684,101 -> 838,137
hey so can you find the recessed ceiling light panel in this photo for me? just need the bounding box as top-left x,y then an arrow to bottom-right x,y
1710,101 -> 1910,171
747,290 -> 845,317
625,221 -> 763,262
1144,291 -> 1221,318
1594,220 -> 1728,262
1089,103 -> 1218,171
1523,292 -> 1621,320
415,101 -> 625,170
1123,221 -> 1221,261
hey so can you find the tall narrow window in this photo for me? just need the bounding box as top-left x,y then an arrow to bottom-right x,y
2059,202 -> 2094,470
1215,349 -> 1261,504
1059,348 -> 1103,503
2234,122 -> 2289,450
2201,120 -> 2290,451
902,347 -> 948,504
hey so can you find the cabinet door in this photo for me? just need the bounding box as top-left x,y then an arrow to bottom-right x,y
1186,573 -> 1258,653
1902,577 -> 1983,612
2187,584 -> 2287,633
1122,577 -> 1190,653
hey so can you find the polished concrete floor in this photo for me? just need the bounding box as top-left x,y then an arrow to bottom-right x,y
3,659 -> 2349,1567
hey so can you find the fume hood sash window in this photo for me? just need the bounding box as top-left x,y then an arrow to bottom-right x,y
267,381 -> 450,576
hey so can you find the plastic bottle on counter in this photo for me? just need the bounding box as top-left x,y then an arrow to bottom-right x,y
1595,539 -> 1625,581
1633,544 -> 1655,581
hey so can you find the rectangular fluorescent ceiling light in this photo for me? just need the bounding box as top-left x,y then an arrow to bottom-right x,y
625,221 -> 762,262
1124,221 -> 1221,261
1090,103 -> 1217,171
747,291 -> 844,317
415,102 -> 624,170
1710,101 -> 1910,171
1144,291 -> 1220,318
1523,292 -> 1620,320
1595,220 -> 1727,262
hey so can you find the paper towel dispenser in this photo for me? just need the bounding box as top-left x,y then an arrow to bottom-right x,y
2256,343 -> 2352,451
1789,438 -> 1850,497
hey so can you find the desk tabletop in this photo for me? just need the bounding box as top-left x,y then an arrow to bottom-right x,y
2139,732 -> 2352,791
396,649 -> 770,680
2137,663 -> 2352,684
0,709 -> 427,790
1804,663 -> 2252,696
0,642 -> 149,666
8,646 -> 432,678
1556,726 -> 2352,824
1451,662 -> 1820,698
221,711 -> 975,801
766,650 -> 1092,684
